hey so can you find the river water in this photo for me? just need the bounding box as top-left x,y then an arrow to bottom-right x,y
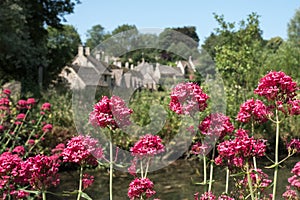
49,157 -> 299,200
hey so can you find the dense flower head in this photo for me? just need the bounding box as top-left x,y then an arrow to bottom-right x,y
128,177 -> 156,200
190,142 -> 211,155
0,152 -> 28,199
215,129 -> 266,167
62,135 -> 103,166
287,99 -> 300,115
169,82 -> 209,115
23,154 -> 60,190
282,186 -> 298,200
236,98 -> 270,123
254,71 -> 298,102
82,174 -> 94,190
130,134 -> 165,157
89,95 -> 133,129
41,102 -> 51,111
26,98 -> 36,109
287,161 -> 300,190
0,97 -> 10,111
194,191 -> 216,200
12,146 -> 25,156
287,139 -> 300,153
17,100 -> 27,110
199,113 -> 234,140
2,89 -> 11,96
42,123 -> 53,133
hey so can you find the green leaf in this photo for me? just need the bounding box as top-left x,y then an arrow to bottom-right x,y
230,171 -> 246,177
81,192 -> 93,200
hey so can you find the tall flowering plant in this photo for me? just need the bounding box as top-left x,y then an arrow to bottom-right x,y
128,134 -> 164,200
0,89 -> 53,156
90,95 -> 133,200
253,71 -> 300,200
62,135 -> 103,200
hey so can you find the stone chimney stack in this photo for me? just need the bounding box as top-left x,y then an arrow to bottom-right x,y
85,47 -> 90,56
96,51 -> 100,61
78,45 -> 84,56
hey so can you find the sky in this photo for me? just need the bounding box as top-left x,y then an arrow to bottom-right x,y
64,0 -> 300,45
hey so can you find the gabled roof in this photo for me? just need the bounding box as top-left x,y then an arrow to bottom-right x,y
86,55 -> 111,75
77,67 -> 108,86
158,65 -> 183,76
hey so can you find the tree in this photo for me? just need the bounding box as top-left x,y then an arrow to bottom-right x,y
0,0 -> 80,96
46,25 -> 81,86
112,24 -> 137,35
85,24 -> 109,50
288,7 -> 300,45
212,13 -> 266,117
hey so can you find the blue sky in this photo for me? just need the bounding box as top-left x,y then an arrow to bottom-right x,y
64,0 -> 300,45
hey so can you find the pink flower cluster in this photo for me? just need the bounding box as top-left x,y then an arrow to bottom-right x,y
236,98 -> 270,123
169,82 -> 209,115
282,186 -> 298,200
0,151 -> 61,199
288,161 -> 300,190
199,113 -> 234,140
128,177 -> 156,200
190,142 -> 211,155
195,192 -> 234,200
89,96 -> 133,129
287,139 -> 300,153
215,129 -> 266,167
62,135 -> 103,166
23,154 -> 60,190
130,134 -> 165,157
82,174 -> 94,190
254,71 -> 298,102
238,168 -> 272,192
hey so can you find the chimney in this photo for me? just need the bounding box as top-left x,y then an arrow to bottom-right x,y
78,45 -> 84,56
96,52 -> 101,61
85,47 -> 90,56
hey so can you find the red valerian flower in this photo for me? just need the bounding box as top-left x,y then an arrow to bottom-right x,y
169,82 -> 209,115
215,129 -> 266,168
41,102 -> 51,111
12,146 -> 25,156
287,161 -> 300,190
282,186 -> 298,200
199,113 -> 234,140
190,142 -> 211,155
236,98 -> 270,123
0,97 -> 10,111
128,177 -> 156,200
218,195 -> 235,200
130,134 -> 165,157
42,124 -> 53,133
17,100 -> 27,110
62,135 -> 103,166
2,89 -> 11,96
287,139 -> 300,153
23,154 -> 60,190
238,168 -> 272,191
82,174 -> 94,190
254,71 -> 298,102
194,191 -> 216,200
89,95 -> 133,129
287,99 -> 300,116
26,98 -> 36,109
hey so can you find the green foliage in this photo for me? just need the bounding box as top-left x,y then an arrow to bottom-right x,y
85,24 -> 110,50
288,7 -> 300,45
0,0 -> 80,96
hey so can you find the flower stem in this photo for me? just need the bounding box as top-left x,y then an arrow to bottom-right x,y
42,191 -> 46,200
208,147 -> 215,192
202,154 -> 207,192
246,160 -> 255,200
109,140 -> 113,200
77,165 -> 83,200
144,157 -> 150,178
272,109 -> 280,200
225,166 -> 229,194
